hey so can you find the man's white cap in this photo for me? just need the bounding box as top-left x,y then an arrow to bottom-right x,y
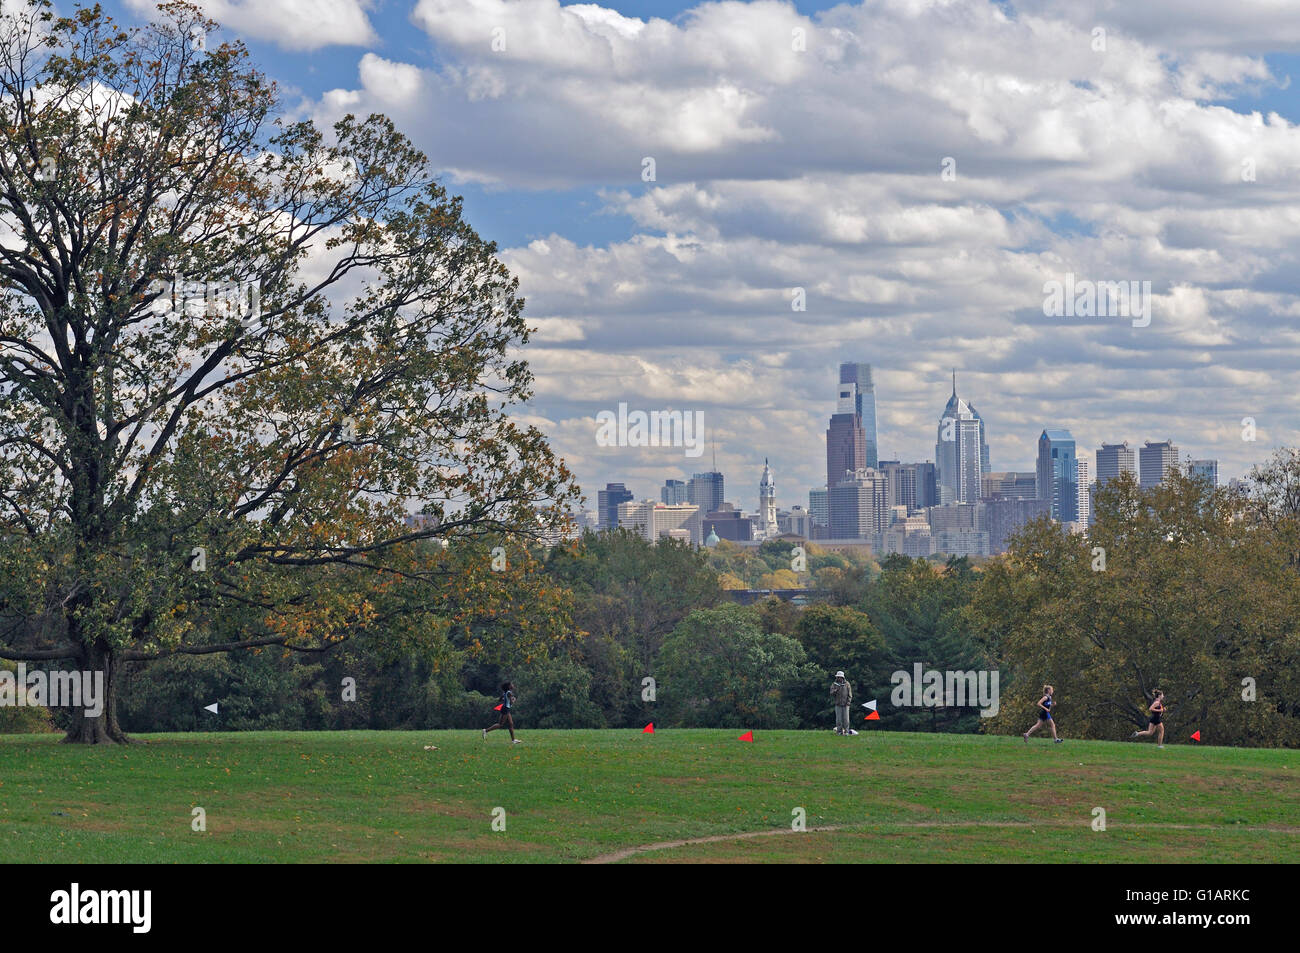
835,671 -> 845,677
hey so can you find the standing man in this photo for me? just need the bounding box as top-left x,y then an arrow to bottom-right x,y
830,671 -> 853,736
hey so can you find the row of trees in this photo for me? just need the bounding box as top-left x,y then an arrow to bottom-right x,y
7,453 -> 1299,746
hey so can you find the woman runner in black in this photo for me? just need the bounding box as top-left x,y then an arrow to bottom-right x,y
1131,689 -> 1166,747
1022,684 -> 1062,743
483,681 -> 521,744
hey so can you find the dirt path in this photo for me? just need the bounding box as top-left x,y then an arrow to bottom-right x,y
582,825 -> 848,864
582,820 -> 1300,864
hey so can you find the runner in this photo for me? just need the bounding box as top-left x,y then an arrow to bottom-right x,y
483,681 -> 521,744
1130,689 -> 1166,747
1022,684 -> 1063,743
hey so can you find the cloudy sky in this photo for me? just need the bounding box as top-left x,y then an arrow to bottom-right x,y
116,0 -> 1300,509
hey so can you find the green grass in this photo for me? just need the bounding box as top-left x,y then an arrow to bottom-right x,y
1,729 -> 1297,863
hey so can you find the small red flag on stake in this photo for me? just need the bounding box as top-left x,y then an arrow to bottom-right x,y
493,704 -> 502,711
739,730 -> 753,742
864,710 -> 880,721
643,723 -> 654,734
1191,730 -> 1201,742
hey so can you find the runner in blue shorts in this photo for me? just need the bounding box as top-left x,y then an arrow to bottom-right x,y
1023,684 -> 1063,743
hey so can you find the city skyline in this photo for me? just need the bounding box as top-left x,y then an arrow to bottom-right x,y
585,365 -> 1239,513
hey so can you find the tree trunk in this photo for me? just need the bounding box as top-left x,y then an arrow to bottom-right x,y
61,638 -> 131,744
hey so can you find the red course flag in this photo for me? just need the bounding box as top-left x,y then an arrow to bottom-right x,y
739,730 -> 753,742
643,723 -> 654,734
1191,730 -> 1201,741
493,704 -> 503,711
864,710 -> 881,721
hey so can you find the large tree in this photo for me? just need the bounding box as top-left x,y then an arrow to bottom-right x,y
0,1 -> 577,742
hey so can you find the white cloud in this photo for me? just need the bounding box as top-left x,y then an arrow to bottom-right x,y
125,0 -> 378,52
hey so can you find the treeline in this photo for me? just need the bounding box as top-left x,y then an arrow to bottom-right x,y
6,452 -> 1300,747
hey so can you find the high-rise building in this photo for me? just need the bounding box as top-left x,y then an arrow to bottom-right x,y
933,529 -> 990,558
1095,442 -> 1137,487
828,467 -> 889,540
826,382 -> 867,487
1077,459 -> 1091,527
880,460 -> 938,511
757,459 -> 777,539
936,373 -> 988,505
981,497 -> 1051,554
649,503 -> 703,545
1190,459 -> 1219,487
981,471 -> 1038,500
928,503 -> 980,533
1036,430 -> 1079,522
615,498 -> 653,536
1139,440 -> 1179,489
661,479 -> 688,505
839,363 -> 879,468
618,500 -> 703,545
779,506 -> 813,538
809,488 -> 828,527
826,379 -> 868,534
598,483 -> 633,530
687,471 -> 724,515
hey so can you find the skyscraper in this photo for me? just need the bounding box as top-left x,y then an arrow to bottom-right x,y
982,497 -> 1051,554
880,460 -> 938,511
1036,430 -> 1079,522
826,379 -> 867,535
828,468 -> 889,540
936,372 -> 988,505
661,479 -> 688,504
826,381 -> 866,487
809,488 -> 828,527
598,483 -> 633,530
839,363 -> 878,468
1096,442 -> 1137,487
1139,440 -> 1179,489
687,471 -> 724,514
618,500 -> 703,545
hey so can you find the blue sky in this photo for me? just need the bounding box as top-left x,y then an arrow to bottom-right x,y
101,1 -> 1300,508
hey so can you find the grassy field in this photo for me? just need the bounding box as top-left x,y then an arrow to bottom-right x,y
1,728 -> 1297,863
